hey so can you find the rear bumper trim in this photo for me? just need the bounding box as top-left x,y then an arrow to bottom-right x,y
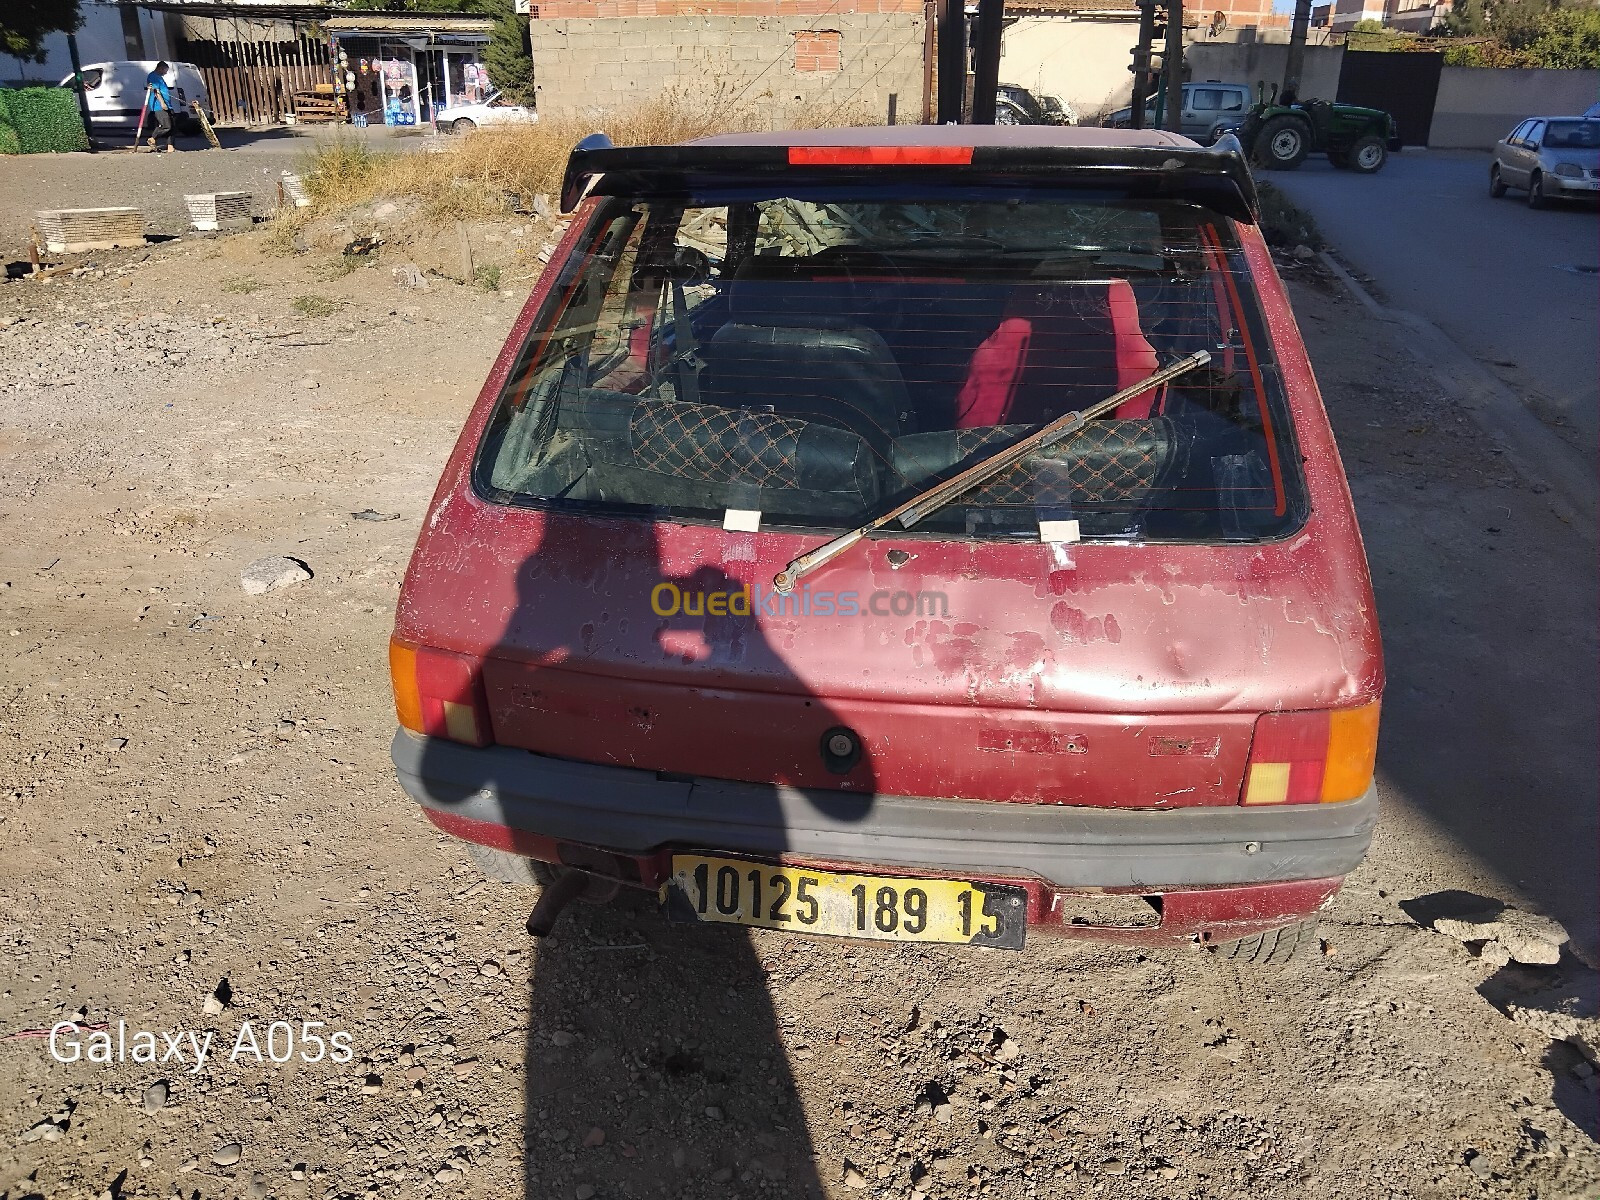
390,730 -> 1377,890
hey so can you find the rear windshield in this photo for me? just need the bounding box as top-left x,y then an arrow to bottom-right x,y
476,185 -> 1306,543
1544,120 -> 1600,149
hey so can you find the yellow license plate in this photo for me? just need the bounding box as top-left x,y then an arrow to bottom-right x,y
663,855 -> 1026,949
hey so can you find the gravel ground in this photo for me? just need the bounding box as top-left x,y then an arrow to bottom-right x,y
0,226 -> 1594,1200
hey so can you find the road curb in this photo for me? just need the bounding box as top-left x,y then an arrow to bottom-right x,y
1319,250 -> 1597,533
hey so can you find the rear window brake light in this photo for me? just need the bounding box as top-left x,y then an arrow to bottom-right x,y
787,146 -> 974,166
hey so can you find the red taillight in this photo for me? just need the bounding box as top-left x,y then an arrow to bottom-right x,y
390,637 -> 493,747
787,145 -> 974,166
1243,702 -> 1380,805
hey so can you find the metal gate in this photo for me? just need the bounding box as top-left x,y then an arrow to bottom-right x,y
1335,50 -> 1443,147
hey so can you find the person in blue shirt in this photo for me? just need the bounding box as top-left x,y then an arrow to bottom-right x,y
145,62 -> 177,153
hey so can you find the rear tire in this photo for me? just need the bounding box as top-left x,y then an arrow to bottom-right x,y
1489,163 -> 1508,197
465,842 -> 556,886
1527,171 -> 1548,209
1254,115 -> 1310,170
452,117 -> 477,134
1209,917 -> 1317,967
1348,135 -> 1387,174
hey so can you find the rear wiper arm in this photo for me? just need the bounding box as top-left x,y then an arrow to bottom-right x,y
771,350 -> 1211,594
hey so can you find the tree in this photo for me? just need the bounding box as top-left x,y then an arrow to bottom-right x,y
1522,5 -> 1600,67
1440,0 -> 1489,37
1,0 -> 81,62
483,1 -> 534,105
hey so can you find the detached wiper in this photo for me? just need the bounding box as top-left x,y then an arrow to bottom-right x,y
772,350 -> 1211,594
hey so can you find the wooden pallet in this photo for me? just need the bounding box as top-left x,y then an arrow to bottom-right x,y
35,208 -> 146,253
291,91 -> 345,124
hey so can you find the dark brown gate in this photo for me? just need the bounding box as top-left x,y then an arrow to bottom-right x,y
1335,50 -> 1442,147
177,33 -> 332,125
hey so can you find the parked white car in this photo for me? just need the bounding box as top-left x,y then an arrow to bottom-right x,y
434,90 -> 536,134
59,61 -> 210,134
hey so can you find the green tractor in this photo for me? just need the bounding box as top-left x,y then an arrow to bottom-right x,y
1236,87 -> 1400,174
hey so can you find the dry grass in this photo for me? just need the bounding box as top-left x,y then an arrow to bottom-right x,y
295,85 -> 878,222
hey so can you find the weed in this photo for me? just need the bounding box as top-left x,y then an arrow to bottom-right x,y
292,87 -> 877,222
291,294 -> 343,318
474,264 -> 502,292
316,254 -> 364,280
1256,181 -> 1324,250
222,276 -> 263,294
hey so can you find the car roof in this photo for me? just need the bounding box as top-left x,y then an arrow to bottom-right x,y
692,125 -> 1198,151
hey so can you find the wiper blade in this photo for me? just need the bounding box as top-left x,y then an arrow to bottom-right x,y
771,350 -> 1211,593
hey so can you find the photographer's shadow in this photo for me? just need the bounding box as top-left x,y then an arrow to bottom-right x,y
420,516 -> 875,1197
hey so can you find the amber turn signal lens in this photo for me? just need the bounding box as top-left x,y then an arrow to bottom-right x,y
390,638 -> 425,734
1321,701 -> 1381,804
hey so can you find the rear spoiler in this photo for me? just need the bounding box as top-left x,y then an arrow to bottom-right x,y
559,132 -> 1258,223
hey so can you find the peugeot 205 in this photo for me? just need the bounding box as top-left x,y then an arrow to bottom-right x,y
388,126 -> 1383,964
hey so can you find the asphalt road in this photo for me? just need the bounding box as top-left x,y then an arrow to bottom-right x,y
1269,148 -> 1600,451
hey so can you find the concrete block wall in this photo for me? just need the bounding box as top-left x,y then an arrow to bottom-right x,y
529,12 -> 926,124
1430,66 -> 1600,149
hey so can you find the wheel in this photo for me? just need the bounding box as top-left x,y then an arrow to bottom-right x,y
1528,171 -> 1547,209
1489,163 -> 1508,197
1328,150 -> 1349,169
1348,135 -> 1387,174
452,117 -> 477,134
465,842 -> 556,885
1209,917 -> 1317,967
1254,115 -> 1309,170
994,102 -> 1024,126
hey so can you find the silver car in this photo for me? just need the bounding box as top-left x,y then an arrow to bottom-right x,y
1491,116 -> 1600,208
1104,82 -> 1251,145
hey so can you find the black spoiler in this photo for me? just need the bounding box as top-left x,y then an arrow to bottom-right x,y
559,132 -> 1258,223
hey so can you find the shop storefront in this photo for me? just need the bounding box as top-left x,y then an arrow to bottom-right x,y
323,15 -> 494,127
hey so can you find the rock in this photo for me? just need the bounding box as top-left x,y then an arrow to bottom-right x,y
240,556 -> 312,596
248,1173 -> 269,1199
351,509 -> 399,522
993,1034 -> 1020,1062
1292,244 -> 1316,262
202,981 -> 230,1016
1103,1158 -> 1126,1174
362,1074 -> 383,1094
704,1105 -> 723,1121
298,376 -> 319,389
434,1167 -> 461,1183
211,1142 -> 243,1166
141,1080 -> 169,1114
480,960 -> 502,977
1435,907 -> 1568,965
583,1127 -> 605,1147
533,194 -> 553,219
374,202 -> 399,220
1503,971 -> 1600,1063
933,1102 -> 953,1124
392,263 -> 430,290
1479,941 -> 1513,969
842,1164 -> 868,1189
107,737 -> 128,752
711,1167 -> 733,1182
19,1118 -> 63,1144
575,1186 -> 596,1200
550,1031 -> 576,1047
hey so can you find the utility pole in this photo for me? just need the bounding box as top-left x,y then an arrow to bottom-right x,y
970,0 -> 1004,124
1162,0 -> 1183,131
936,0 -> 967,123
1128,0 -> 1157,130
66,32 -> 97,153
1282,0 -> 1311,103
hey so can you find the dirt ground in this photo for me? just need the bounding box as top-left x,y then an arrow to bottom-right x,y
0,222 -> 1595,1200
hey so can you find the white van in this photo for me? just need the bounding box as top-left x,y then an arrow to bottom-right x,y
58,61 -> 210,134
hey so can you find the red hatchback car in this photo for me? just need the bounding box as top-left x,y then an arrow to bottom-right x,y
390,126 -> 1382,963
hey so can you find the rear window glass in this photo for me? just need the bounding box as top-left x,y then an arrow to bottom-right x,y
1544,120 -> 1600,149
476,186 -> 1306,543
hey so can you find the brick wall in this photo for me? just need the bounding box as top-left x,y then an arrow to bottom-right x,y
529,12 -> 926,122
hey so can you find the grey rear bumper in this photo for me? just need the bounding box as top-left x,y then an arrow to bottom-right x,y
391,730 -> 1377,890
